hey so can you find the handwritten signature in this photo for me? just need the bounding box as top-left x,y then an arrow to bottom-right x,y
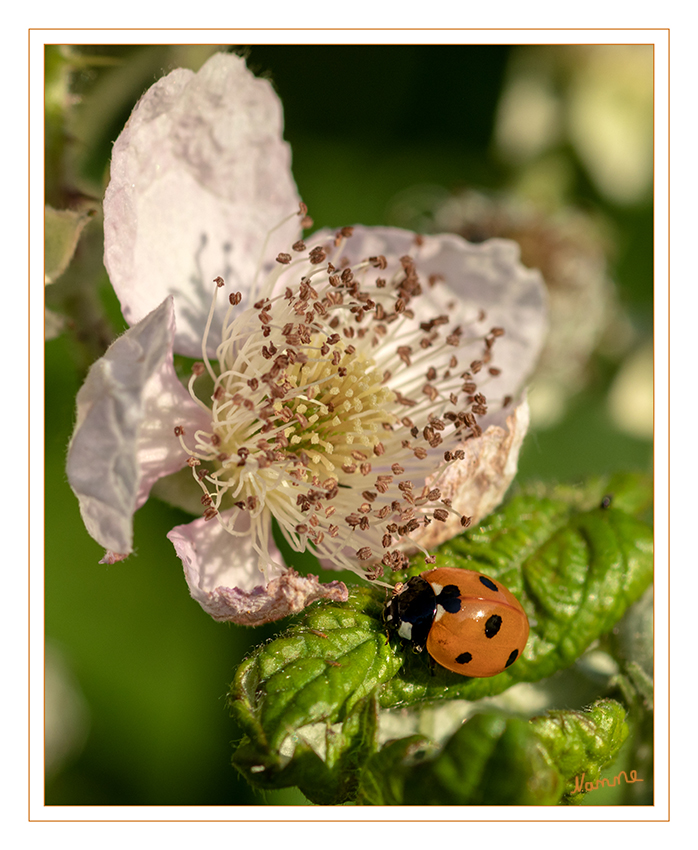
571,769 -> 644,795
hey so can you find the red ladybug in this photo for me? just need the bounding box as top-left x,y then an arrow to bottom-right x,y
385,567 -> 529,677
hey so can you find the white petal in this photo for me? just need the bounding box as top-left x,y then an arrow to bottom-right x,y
310,225 -> 546,428
66,297 -> 209,555
417,235 -> 547,420
168,510 -> 348,625
104,52 -> 300,357
408,400 -> 530,551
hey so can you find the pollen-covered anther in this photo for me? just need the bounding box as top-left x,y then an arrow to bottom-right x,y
397,346 -> 412,366
309,246 -> 327,265
173,224 -> 520,589
333,227 -> 355,247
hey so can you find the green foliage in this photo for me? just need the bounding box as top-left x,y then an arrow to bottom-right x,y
357,714 -> 563,805
42,44 -> 654,807
228,473 -> 652,804
229,590 -> 397,803
531,699 -> 630,804
357,700 -> 628,805
45,205 -> 96,285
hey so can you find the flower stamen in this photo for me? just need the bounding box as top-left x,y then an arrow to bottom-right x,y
174,217 -> 509,584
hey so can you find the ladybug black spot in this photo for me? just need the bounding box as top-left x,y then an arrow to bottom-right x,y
505,649 -> 519,667
437,584 -> 462,614
479,575 -> 498,592
455,651 -> 473,665
484,614 -> 502,638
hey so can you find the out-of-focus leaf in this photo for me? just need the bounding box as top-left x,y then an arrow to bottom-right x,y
356,699 -> 628,805
357,713 -> 559,805
45,308 -> 67,341
610,586 -> 653,710
45,205 -> 95,285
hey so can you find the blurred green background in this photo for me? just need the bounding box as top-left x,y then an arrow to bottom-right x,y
44,43 -> 653,806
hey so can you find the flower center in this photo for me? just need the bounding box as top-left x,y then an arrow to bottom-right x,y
273,340 -> 396,475
174,218 -> 509,583
208,331 -> 396,489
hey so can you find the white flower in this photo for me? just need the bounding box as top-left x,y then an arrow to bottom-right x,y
67,53 -> 547,625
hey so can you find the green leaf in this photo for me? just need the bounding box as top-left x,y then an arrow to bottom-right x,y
609,586 -> 654,709
356,699 -> 628,805
531,699 -> 630,804
228,475 -> 652,801
353,735 -> 439,806
45,205 -> 95,285
379,475 -> 653,705
358,713 -> 561,805
228,589 -> 399,803
233,693 -> 379,804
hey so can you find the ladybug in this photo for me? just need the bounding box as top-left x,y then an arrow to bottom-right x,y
384,568 -> 529,677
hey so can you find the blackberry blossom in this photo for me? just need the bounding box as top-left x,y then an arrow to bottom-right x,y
66,53 -> 546,625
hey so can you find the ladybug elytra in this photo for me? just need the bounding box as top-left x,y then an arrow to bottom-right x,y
385,567 -> 529,677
